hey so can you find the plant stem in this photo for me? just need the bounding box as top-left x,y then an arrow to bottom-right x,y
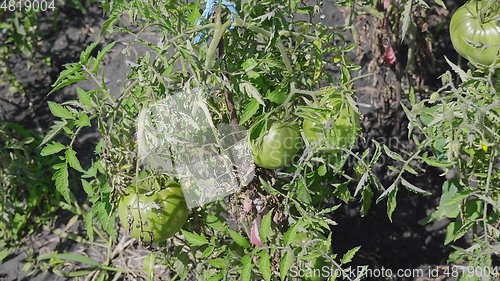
483,149 -> 495,245
205,8 -> 231,69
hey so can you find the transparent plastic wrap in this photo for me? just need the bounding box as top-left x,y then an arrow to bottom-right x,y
137,87 -> 254,208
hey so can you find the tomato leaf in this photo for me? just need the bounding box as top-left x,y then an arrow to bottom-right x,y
259,210 -> 273,244
41,142 -> 66,156
240,82 -> 265,105
360,185 -> 373,217
383,144 -> 404,162
279,248 -> 295,281
48,102 -> 75,119
240,254 -> 253,281
75,112 -> 91,128
65,148 -> 85,172
76,87 -> 95,109
444,221 -> 473,245
386,186 -> 398,222
227,229 -> 251,249
341,246 -> 360,264
52,163 -> 71,203
181,230 -> 209,247
258,250 -> 272,281
401,177 -> 432,196
433,0 -> 446,8
444,56 -> 468,82
239,98 -> 260,125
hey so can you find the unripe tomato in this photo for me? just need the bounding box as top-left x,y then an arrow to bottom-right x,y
302,103 -> 360,150
250,122 -> 302,169
118,182 -> 188,243
450,1 -> 500,65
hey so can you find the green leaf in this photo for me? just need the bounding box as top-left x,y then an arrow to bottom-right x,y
227,229 -> 250,249
0,248 -> 12,263
49,75 -> 88,95
383,144 -> 404,162
65,148 -> 85,172
41,120 -> 67,146
401,178 -> 432,196
83,208 -> 94,241
200,245 -> 215,258
240,255 -> 253,281
81,179 -> 94,197
444,56 -> 468,82
266,88 -> 288,104
341,246 -> 360,264
80,42 -> 99,65
403,164 -> 418,175
144,254 -> 156,281
332,183 -> 352,203
206,258 -> 228,268
95,272 -> 108,281
187,2 -> 201,24
401,0 -> 412,42
433,0 -> 446,8
75,112 -> 91,128
48,102 -> 75,119
317,164 -> 327,176
96,42 -> 116,64
206,214 -> 226,232
360,186 -> 373,217
260,210 -> 273,244
444,221 -> 473,245
386,187 -> 398,222
41,142 -> 66,156
422,157 -> 454,168
284,221 -> 301,246
279,248 -> 295,281
38,253 -> 100,267
258,251 -> 272,281
240,82 -> 265,105
53,163 -> 71,203
239,98 -> 260,125
354,172 -> 369,197
433,180 -> 469,219
76,87 -> 95,109
181,230 -> 209,247
207,271 -> 224,281
63,269 -> 96,278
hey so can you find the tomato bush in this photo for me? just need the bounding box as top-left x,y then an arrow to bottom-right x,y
450,0 -> 500,65
118,180 -> 188,243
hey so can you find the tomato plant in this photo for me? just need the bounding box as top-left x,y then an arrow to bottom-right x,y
40,0 -> 368,279
250,121 -> 301,169
450,0 -> 500,65
118,181 -> 189,243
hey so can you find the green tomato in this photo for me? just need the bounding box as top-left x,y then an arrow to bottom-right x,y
251,122 -> 302,169
302,105 -> 360,150
450,1 -> 500,65
118,182 -> 188,243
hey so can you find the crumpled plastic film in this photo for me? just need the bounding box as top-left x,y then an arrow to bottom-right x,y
137,88 -> 255,208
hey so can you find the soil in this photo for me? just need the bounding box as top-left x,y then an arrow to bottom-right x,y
0,0 -> 482,280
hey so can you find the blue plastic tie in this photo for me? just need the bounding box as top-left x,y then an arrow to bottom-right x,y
193,0 -> 239,44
